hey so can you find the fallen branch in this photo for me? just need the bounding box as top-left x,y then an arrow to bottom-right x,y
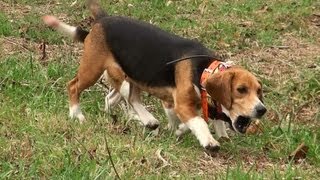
104,132 -> 121,179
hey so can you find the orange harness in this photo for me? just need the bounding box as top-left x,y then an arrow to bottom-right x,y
200,60 -> 230,122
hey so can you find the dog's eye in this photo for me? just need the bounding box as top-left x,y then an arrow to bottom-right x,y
237,86 -> 247,94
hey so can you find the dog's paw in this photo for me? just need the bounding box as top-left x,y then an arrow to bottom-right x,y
175,123 -> 189,137
201,136 -> 221,156
166,122 -> 177,131
126,108 -> 140,120
204,143 -> 220,156
69,105 -> 86,123
146,122 -> 160,130
218,136 -> 231,143
77,114 -> 86,124
69,112 -> 86,124
142,116 -> 160,130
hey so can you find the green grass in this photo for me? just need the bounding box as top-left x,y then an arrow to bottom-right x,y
0,13 -> 18,37
0,0 -> 319,179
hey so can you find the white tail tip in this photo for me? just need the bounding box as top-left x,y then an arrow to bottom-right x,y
42,15 -> 60,28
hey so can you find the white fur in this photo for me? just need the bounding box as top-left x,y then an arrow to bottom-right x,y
105,89 -> 122,112
186,117 -> 220,148
175,123 -> 190,136
221,105 -> 230,117
221,105 -> 240,133
119,81 -> 159,127
126,105 -> 140,121
163,107 -> 180,131
130,101 -> 159,126
57,21 -> 77,39
69,104 -> 85,123
119,81 -> 130,100
212,120 -> 229,139
193,84 -> 201,98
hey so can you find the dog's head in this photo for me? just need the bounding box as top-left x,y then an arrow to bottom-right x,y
204,67 -> 266,133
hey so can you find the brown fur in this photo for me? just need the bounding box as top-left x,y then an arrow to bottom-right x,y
205,67 -> 263,120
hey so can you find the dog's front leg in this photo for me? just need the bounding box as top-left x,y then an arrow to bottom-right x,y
212,119 -> 229,140
174,61 -> 220,153
162,101 -> 180,131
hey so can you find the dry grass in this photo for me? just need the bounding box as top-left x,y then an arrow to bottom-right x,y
0,0 -> 319,179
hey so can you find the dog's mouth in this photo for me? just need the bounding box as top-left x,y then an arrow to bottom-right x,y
219,114 -> 251,134
233,116 -> 252,134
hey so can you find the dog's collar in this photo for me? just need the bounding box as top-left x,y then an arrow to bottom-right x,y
200,60 -> 231,122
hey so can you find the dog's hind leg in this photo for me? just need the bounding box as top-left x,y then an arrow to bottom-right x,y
106,66 -> 158,129
105,88 -> 122,112
68,57 -> 105,123
124,82 -> 159,130
68,24 -> 107,123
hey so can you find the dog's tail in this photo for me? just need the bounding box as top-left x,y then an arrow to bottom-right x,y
87,0 -> 108,20
42,15 -> 89,43
42,1 -> 107,42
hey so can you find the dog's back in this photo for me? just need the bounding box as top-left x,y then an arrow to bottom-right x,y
96,16 -> 212,86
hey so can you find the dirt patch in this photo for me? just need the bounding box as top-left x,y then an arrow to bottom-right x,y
229,34 -> 319,80
0,37 -> 32,58
0,1 -> 31,19
309,13 -> 320,29
0,1 -> 64,19
0,36 -> 82,64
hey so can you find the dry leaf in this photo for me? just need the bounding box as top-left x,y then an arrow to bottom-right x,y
288,142 -> 308,162
255,5 -> 271,14
166,1 -> 172,6
239,21 -> 253,27
246,120 -> 263,134
218,40 -> 230,48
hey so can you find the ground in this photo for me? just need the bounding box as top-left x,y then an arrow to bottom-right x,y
0,0 -> 319,179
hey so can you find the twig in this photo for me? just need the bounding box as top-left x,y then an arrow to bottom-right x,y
103,131 -> 121,179
270,45 -> 290,49
156,149 -> 170,168
73,136 -> 95,160
40,41 -> 47,61
70,125 -> 98,162
288,142 -> 308,162
267,65 -> 275,78
3,37 -> 32,52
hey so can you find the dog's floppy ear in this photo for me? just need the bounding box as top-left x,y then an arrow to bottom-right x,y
258,80 -> 264,103
204,71 -> 234,109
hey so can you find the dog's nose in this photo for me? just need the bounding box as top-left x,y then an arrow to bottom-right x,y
255,104 -> 267,118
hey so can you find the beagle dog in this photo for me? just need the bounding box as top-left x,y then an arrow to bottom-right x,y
42,0 -> 266,154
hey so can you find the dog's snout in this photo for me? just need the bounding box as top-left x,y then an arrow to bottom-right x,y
255,104 -> 266,118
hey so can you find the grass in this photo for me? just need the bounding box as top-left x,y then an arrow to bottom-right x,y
0,0 -> 319,179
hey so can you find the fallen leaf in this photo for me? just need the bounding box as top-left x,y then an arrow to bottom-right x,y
288,142 -> 308,162
255,5 -> 272,14
246,120 -> 263,135
166,1 -> 172,6
239,21 -> 253,27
